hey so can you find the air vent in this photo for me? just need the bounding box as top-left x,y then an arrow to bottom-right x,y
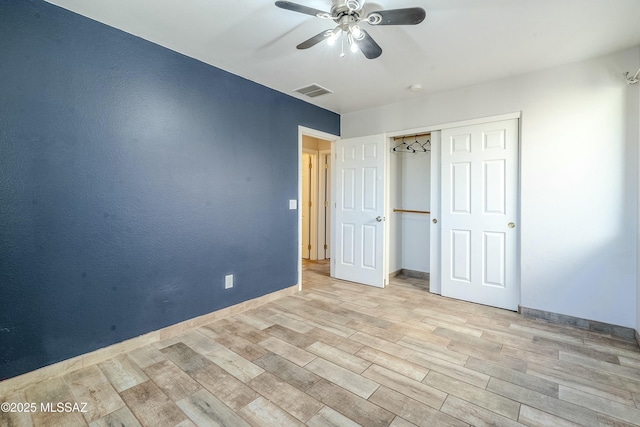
294,83 -> 333,98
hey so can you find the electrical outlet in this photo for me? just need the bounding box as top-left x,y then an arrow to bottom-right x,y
225,274 -> 233,289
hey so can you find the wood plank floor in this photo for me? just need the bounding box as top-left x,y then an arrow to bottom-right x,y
2,260 -> 640,426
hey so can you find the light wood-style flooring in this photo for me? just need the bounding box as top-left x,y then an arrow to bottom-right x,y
2,260 -> 640,426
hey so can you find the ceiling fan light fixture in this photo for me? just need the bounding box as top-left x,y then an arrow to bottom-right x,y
345,0 -> 362,11
366,13 -> 382,25
350,24 -> 364,40
327,26 -> 342,45
347,32 -> 359,53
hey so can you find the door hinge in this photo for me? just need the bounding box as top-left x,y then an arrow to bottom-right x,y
324,201 -> 329,207
324,163 -> 328,169
308,244 -> 312,250
309,201 -> 312,207
324,244 -> 328,250
308,162 -> 312,169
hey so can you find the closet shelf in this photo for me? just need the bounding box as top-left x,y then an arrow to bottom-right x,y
393,209 -> 430,215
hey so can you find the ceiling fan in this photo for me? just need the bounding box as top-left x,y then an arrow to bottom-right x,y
275,0 -> 426,59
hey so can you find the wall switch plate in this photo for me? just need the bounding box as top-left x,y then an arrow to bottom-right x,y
225,274 -> 233,289
289,200 -> 297,210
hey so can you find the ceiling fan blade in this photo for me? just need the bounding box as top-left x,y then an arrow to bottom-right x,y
367,7 -> 426,25
358,29 -> 382,59
275,1 -> 329,18
296,30 -> 330,49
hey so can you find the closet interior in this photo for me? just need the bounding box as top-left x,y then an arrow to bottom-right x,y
389,133 -> 431,280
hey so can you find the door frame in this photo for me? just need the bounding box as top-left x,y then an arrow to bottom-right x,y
298,126 -> 340,291
384,112 -> 521,294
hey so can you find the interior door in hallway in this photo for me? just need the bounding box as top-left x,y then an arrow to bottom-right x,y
320,150 -> 332,260
440,119 -> 519,310
334,134 -> 386,287
302,152 -> 312,259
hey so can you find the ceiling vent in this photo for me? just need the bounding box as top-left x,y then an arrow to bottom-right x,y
294,83 -> 333,98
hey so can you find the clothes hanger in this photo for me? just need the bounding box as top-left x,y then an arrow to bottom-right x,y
406,135 -> 428,153
392,136 -> 415,153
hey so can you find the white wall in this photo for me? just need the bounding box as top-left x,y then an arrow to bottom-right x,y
344,47 -> 640,328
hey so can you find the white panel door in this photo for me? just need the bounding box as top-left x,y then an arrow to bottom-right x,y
441,119 -> 519,310
302,153 -> 311,259
334,134 -> 386,287
322,152 -> 332,260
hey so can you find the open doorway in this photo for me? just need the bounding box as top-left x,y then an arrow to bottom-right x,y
301,136 -> 331,285
298,127 -> 339,291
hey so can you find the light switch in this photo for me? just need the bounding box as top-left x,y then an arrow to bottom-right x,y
289,200 -> 297,210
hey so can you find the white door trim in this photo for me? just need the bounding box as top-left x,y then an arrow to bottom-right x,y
298,126 -> 340,291
386,112 -> 521,140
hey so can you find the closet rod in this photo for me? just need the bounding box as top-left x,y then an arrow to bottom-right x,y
392,132 -> 431,141
393,209 -> 431,215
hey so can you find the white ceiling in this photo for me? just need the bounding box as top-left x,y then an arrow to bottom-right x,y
45,0 -> 640,114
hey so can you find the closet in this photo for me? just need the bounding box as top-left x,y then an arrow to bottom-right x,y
389,133 -> 431,280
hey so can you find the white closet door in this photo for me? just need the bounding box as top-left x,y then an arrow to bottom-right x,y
334,134 -> 386,287
429,131 -> 442,295
440,119 -> 519,310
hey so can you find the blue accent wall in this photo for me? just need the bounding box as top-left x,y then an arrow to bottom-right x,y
0,0 -> 339,380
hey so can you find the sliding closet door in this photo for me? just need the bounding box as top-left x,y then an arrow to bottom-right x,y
440,119 -> 519,310
334,134 -> 386,287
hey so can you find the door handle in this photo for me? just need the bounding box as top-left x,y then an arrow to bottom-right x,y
376,216 -> 384,222
508,222 -> 516,229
